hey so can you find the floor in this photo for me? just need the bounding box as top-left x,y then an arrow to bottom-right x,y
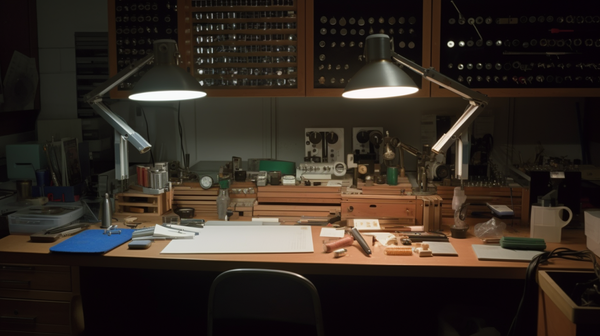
80,267 -> 525,336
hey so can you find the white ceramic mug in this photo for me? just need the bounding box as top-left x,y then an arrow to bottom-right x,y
530,205 -> 573,243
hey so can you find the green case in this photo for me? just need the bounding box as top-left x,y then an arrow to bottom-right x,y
500,237 -> 547,251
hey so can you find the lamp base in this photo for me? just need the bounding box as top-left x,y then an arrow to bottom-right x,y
450,226 -> 469,239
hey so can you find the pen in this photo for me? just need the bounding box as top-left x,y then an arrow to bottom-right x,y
132,236 -> 167,240
350,227 -> 372,256
162,225 -> 200,235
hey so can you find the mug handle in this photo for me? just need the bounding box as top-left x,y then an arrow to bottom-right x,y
558,207 -> 573,227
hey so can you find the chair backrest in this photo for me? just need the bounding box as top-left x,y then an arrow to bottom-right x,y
207,268 -> 325,336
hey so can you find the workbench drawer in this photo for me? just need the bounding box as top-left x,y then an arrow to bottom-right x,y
342,202 -> 417,219
0,264 -> 71,292
0,297 -> 72,334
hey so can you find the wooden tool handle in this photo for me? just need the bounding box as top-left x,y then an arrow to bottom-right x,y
323,235 -> 354,253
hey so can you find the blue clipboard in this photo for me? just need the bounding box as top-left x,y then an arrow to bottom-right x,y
50,229 -> 134,254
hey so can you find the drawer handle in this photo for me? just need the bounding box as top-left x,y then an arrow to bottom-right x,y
347,206 -> 354,212
0,280 -> 31,286
369,205 -> 377,208
0,316 -> 37,324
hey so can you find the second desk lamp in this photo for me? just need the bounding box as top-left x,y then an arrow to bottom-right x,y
343,34 -> 489,189
84,39 -> 206,193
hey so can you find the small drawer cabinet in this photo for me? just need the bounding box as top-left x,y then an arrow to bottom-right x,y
0,263 -> 83,335
341,195 -> 424,226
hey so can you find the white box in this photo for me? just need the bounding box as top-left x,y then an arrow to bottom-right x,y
584,210 -> 600,257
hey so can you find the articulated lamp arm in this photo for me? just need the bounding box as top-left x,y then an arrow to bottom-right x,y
83,53 -> 155,185
83,53 -> 154,154
389,51 -> 489,157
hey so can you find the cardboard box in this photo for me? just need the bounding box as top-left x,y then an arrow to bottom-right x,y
584,210 -> 600,258
579,165 -> 600,181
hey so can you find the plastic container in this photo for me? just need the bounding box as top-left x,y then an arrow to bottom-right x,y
451,187 -> 466,211
8,202 -> 84,234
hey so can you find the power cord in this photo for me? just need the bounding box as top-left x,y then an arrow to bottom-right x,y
507,248 -> 600,336
177,102 -> 187,168
140,106 -> 155,166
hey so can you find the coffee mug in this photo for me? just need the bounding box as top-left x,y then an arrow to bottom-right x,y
530,205 -> 573,243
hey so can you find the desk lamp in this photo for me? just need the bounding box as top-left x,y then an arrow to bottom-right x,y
84,39 -> 206,192
343,34 -> 489,184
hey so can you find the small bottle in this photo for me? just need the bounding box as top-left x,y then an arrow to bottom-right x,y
216,181 -> 230,220
452,187 -> 467,211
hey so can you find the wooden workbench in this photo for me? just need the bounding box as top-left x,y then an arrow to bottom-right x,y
0,222 -> 592,336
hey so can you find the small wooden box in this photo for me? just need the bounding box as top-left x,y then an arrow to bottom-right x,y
115,191 -> 170,216
341,194 -> 421,225
538,271 -> 600,336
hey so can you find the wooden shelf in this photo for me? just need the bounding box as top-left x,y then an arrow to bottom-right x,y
115,191 -> 171,216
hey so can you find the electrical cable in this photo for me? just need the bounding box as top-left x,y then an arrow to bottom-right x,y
507,248 -> 600,336
140,106 -> 155,167
450,0 -> 463,20
177,102 -> 186,168
509,187 -> 515,229
450,0 -> 483,41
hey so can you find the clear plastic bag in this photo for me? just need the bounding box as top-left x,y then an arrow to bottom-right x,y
474,218 -> 506,240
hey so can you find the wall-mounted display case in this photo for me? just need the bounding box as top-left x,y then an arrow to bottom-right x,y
109,0 -> 305,98
107,0 -> 600,98
431,0 -> 600,97
189,0 -> 305,97
306,0 -> 431,97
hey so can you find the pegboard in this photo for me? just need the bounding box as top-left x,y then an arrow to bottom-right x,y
433,0 -> 600,96
190,0 -> 301,92
111,0 -> 179,92
307,0 -> 431,97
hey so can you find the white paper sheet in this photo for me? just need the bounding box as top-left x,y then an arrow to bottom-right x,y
472,244 -> 544,261
353,219 -> 380,230
252,217 -> 279,222
320,227 -> 345,238
161,225 -> 314,254
363,232 -> 396,245
424,241 -> 458,256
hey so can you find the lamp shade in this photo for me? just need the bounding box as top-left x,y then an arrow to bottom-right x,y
342,34 -> 418,99
129,40 -> 206,101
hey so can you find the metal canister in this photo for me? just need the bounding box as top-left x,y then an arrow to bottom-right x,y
100,193 -> 112,228
268,171 -> 282,185
16,180 -> 32,201
160,169 -> 168,189
150,169 -> 161,189
387,166 -> 398,186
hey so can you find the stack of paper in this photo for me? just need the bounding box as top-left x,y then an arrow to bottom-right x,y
161,225 -> 314,254
132,224 -> 200,241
